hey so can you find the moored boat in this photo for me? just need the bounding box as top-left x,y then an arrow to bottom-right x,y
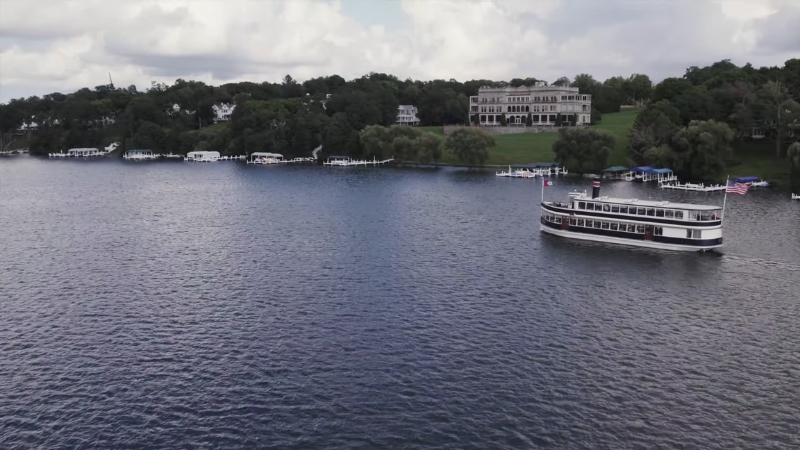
185,151 -> 220,162
540,179 -> 724,252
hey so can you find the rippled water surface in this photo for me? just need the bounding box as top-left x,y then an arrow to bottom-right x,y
1,158 -> 799,449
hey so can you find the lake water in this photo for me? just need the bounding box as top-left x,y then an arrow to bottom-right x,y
1,157 -> 799,449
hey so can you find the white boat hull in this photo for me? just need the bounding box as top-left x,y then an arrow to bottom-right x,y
540,224 -> 722,252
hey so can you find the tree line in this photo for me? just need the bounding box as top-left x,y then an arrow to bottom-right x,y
1,59 -> 798,183
551,59 -> 800,186
0,69 -> 651,158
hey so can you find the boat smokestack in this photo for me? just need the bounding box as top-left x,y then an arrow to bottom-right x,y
592,178 -> 601,199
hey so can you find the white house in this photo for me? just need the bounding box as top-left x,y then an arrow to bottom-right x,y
469,81 -> 592,127
212,103 -> 235,122
396,105 -> 420,126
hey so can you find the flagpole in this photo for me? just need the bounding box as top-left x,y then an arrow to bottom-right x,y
721,175 -> 729,223
541,178 -> 545,204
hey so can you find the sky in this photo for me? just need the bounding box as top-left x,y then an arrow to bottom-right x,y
1,0 -> 799,102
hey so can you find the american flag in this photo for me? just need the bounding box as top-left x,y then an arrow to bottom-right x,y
726,181 -> 749,195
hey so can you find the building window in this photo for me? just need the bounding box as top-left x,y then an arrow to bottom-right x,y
654,227 -> 663,236
583,96 -> 587,100
480,115 -> 486,122
533,115 -> 540,122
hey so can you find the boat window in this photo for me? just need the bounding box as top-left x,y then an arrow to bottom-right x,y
587,203 -> 596,211
601,222 -> 610,230
627,224 -> 636,232
665,210 -> 674,218
646,208 -> 655,216
578,202 -> 585,210
619,206 -> 628,214
693,230 -> 701,239
636,225 -> 645,233
586,220 -> 593,228
593,221 -> 602,229
654,227 -> 663,236
655,209 -> 665,217
555,216 -> 561,224
700,212 -> 711,221
611,205 -> 619,213
610,223 -> 619,231
686,229 -> 692,239
689,211 -> 699,220
570,218 -> 577,226
637,207 -> 646,215
577,219 -> 584,227
602,204 -> 611,212
675,211 -> 684,219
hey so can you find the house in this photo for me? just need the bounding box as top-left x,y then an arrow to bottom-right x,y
396,105 -> 420,126
469,81 -> 592,127
212,103 -> 235,122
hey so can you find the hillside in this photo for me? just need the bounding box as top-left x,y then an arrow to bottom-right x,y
421,109 -> 638,166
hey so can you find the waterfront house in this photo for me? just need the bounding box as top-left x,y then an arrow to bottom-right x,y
396,105 -> 420,126
212,103 -> 235,122
469,81 -> 592,127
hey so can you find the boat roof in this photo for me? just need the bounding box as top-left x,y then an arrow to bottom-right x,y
603,166 -> 628,172
574,194 -> 721,210
188,150 -> 220,156
328,155 -> 349,159
652,168 -> 673,173
126,149 -> 152,153
68,147 -> 100,152
733,176 -> 760,183
630,166 -> 653,172
252,152 -> 283,157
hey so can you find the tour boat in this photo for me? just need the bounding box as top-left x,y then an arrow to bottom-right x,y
49,147 -> 108,158
185,151 -> 220,162
123,149 -> 158,160
540,179 -> 724,252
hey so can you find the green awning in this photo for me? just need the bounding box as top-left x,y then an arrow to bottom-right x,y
603,166 -> 628,173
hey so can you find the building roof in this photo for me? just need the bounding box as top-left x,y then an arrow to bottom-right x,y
603,166 -> 628,173
251,152 -> 283,157
652,168 -> 673,174
733,176 -> 761,183
630,166 -> 653,172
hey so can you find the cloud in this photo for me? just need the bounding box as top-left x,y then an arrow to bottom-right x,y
0,0 -> 798,101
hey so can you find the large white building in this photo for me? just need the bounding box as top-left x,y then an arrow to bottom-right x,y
212,103 -> 235,122
396,105 -> 420,126
469,82 -> 592,127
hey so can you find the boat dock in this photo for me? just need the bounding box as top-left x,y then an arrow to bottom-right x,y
659,182 -> 727,192
323,156 -> 394,166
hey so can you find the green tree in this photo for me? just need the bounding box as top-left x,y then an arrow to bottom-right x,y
416,132 -> 443,165
360,125 -> 394,160
788,142 -> 800,193
552,127 -> 615,173
392,136 -> 417,162
629,100 -> 682,164
669,120 -> 734,181
653,77 -> 693,103
526,113 -> 532,126
444,128 -> 494,166
626,73 -> 653,105
499,114 -> 507,126
552,76 -> 571,87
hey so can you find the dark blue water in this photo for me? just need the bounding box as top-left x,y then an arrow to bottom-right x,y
1,157 -> 799,449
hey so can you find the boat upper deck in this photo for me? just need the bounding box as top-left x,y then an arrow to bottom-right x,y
569,192 -> 720,211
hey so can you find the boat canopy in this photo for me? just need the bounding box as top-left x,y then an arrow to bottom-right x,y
531,162 -> 561,168
252,152 -> 283,157
126,149 -> 152,154
187,151 -> 220,157
652,168 -> 673,174
630,166 -> 654,172
603,166 -> 628,173
328,155 -> 350,160
511,163 -> 538,169
733,176 -> 761,183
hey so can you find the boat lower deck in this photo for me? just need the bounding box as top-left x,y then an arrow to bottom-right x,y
539,219 -> 722,252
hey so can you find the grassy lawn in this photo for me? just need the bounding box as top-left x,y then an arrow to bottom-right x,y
425,109 -> 639,166
728,140 -> 791,188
